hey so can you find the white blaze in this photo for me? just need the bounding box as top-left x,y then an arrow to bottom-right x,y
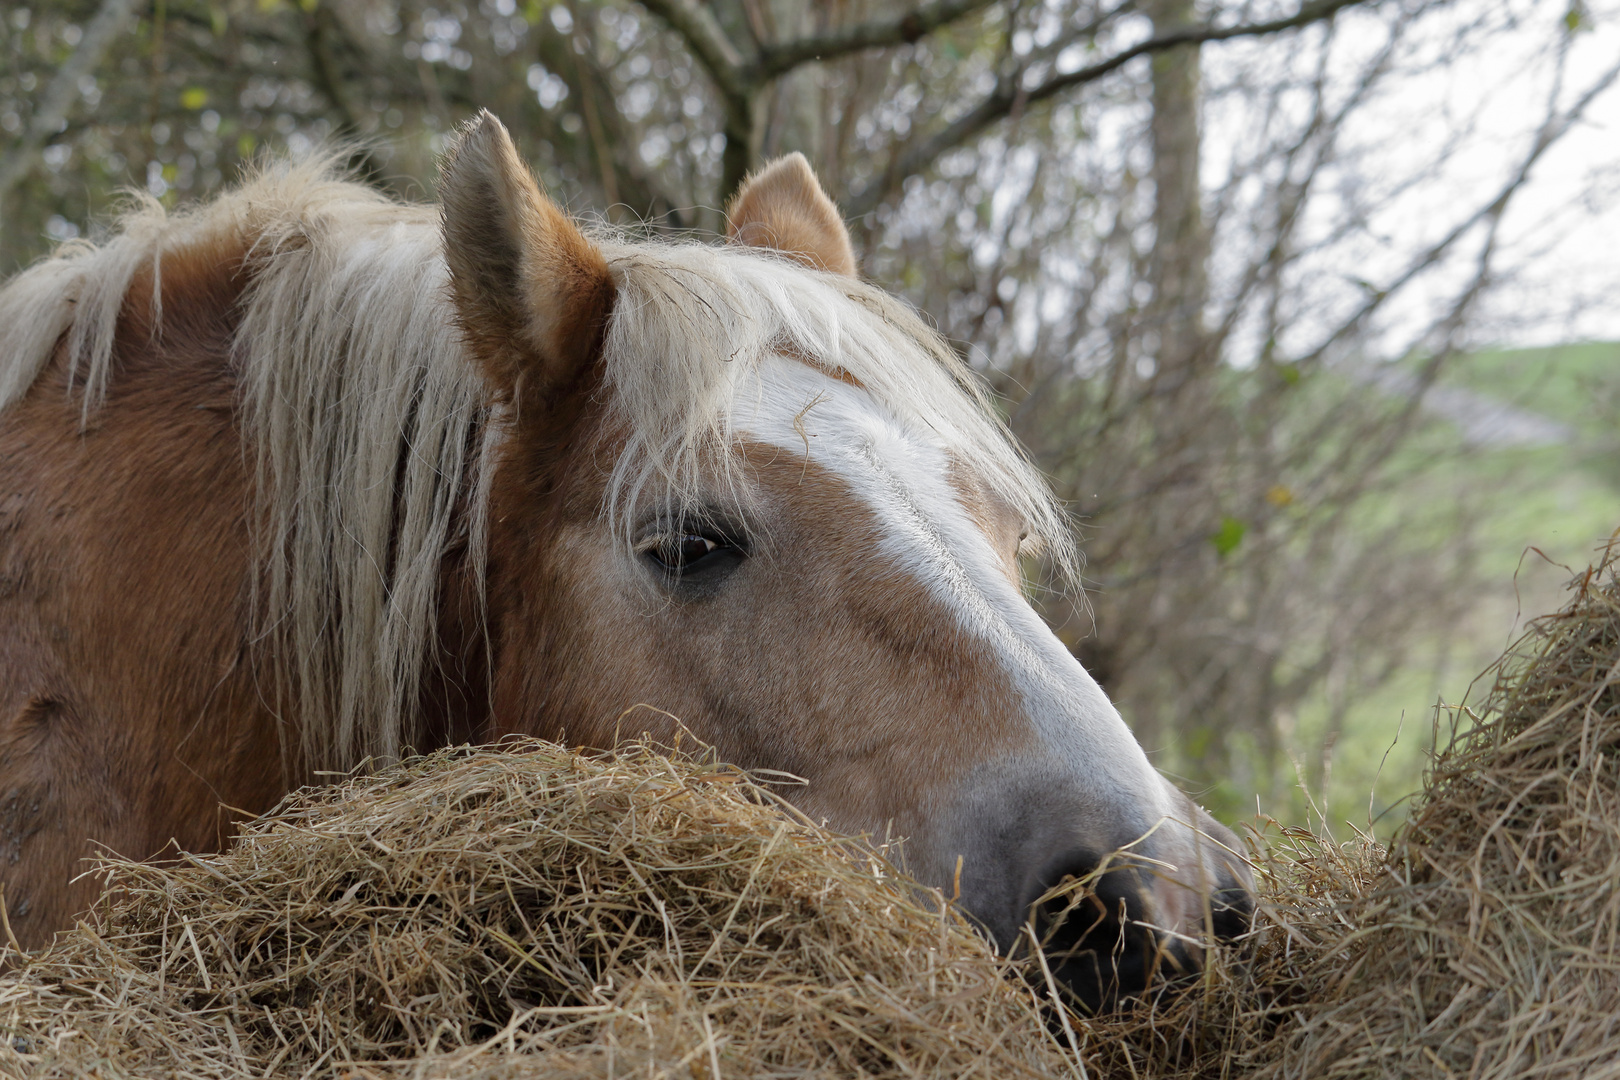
732,355 -> 1174,818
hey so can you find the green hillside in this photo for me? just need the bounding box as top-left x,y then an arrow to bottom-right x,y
1285,344 -> 1620,837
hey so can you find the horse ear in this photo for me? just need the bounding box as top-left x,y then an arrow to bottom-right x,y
725,153 -> 858,277
440,110 -> 615,403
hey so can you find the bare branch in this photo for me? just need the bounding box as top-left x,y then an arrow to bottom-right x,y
636,0 -> 761,205
1306,53 -> 1620,363
847,0 -> 1371,218
758,0 -> 998,79
0,0 -> 143,202
635,0 -> 752,106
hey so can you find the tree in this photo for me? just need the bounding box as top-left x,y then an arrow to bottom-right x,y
1,0 -> 1373,250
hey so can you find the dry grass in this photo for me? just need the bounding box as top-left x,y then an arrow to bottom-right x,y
5,547 -> 1620,1079
0,741 -> 1074,1078
1257,546 -> 1620,1079
1070,544 -> 1620,1079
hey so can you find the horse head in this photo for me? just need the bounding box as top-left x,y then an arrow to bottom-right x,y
440,112 -> 1253,1010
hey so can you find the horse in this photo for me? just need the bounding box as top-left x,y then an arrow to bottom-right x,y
0,111 -> 1252,1010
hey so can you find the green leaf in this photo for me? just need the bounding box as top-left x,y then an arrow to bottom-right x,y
179,87 -> 208,110
1212,516 -> 1246,558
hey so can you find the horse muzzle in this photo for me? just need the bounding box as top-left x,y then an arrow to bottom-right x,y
1021,838 -> 1255,1012
924,765 -> 1256,1013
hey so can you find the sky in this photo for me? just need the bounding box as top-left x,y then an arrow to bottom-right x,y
1325,1 -> 1620,347
1188,0 -> 1620,358
1486,10 -> 1620,346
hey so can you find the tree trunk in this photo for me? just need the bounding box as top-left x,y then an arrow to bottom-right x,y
1144,0 -> 1210,378
1121,0 -> 1214,762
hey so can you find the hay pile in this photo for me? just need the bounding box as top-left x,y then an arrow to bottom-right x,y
6,547 -> 1620,1079
0,742 -> 1071,1078
1261,549 -> 1620,1079
1071,546 -> 1620,1079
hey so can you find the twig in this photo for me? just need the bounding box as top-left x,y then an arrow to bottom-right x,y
847,0 -> 1371,217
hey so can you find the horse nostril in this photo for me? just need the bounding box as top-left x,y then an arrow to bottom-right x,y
1022,850 -> 1195,1014
1209,881 -> 1255,942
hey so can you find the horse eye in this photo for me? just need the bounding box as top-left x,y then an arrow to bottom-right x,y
649,533 -> 720,571
640,521 -> 748,584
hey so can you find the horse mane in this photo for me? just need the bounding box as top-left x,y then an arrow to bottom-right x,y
0,157 -> 492,774
0,156 -> 1072,773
